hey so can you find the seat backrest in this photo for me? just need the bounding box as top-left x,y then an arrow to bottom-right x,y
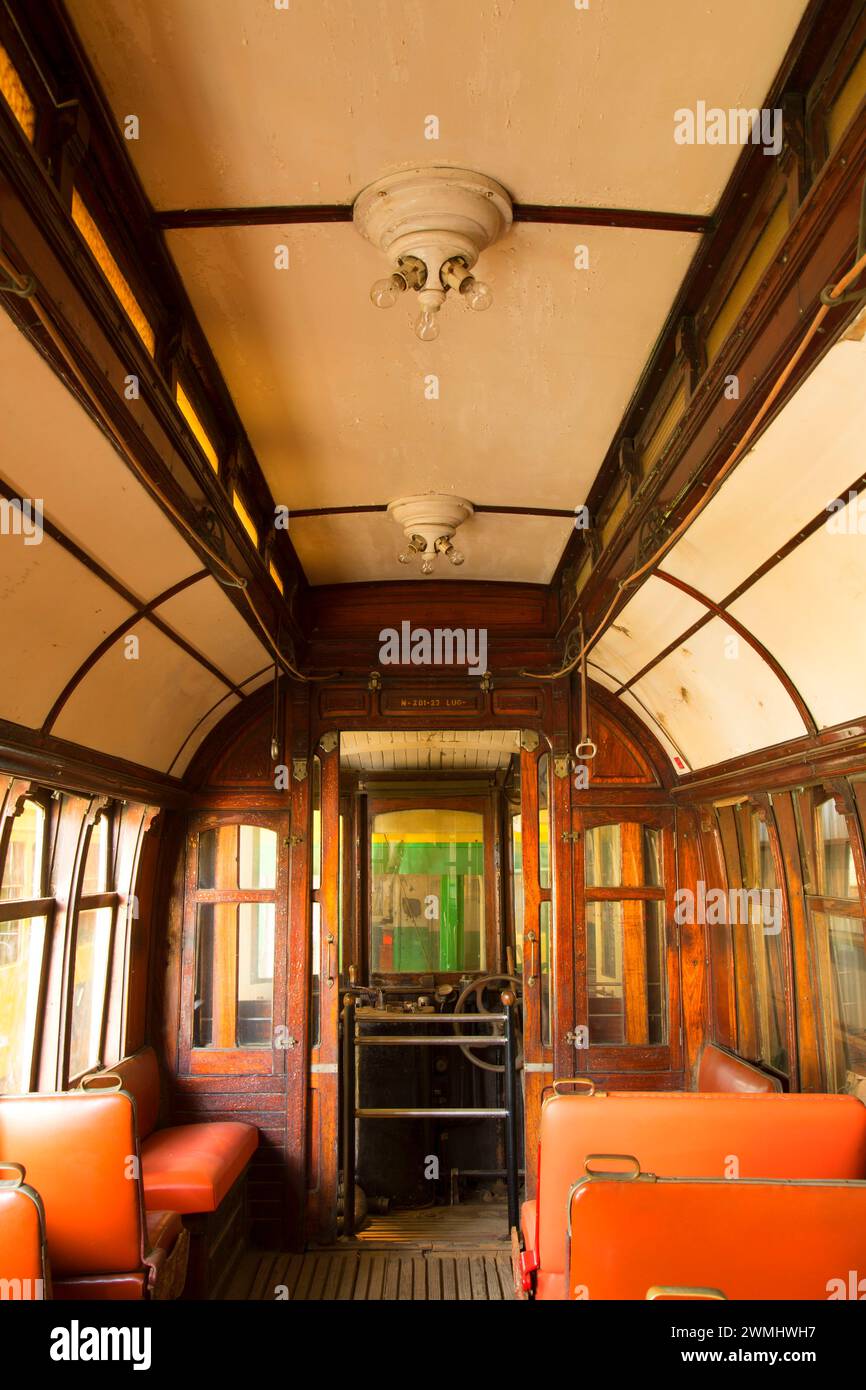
567,1174 -> 866,1300
0,1163 -> 49,1298
0,1093 -> 144,1278
91,1047 -> 160,1139
537,1091 -> 866,1278
698,1043 -> 782,1094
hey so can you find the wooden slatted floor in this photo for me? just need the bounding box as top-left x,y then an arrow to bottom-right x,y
224,1247 -> 515,1300
223,1205 -> 516,1300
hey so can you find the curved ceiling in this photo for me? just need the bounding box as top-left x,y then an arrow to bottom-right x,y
0,312 -> 271,775
589,318 -> 866,774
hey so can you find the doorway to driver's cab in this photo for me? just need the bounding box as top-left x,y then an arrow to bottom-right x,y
308,728 -> 549,1286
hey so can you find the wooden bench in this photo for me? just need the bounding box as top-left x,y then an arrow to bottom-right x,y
89,1047 -> 258,1297
520,1089 -> 866,1299
0,1091 -> 188,1299
567,1170 -> 866,1300
0,1161 -> 49,1300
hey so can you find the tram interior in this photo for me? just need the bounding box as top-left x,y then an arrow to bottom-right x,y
1,0 -> 866,1314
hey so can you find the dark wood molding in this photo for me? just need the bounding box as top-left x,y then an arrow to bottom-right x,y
0,719 -> 191,807
671,718 -> 866,803
154,201 -> 712,235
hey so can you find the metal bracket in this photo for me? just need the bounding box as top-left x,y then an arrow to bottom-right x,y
292,758 -> 308,783
519,729 -> 539,752
553,755 -> 571,779
319,731 -> 338,754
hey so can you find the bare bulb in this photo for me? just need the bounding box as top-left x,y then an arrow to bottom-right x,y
415,307 -> 440,342
420,557 -> 435,574
397,551 -> 413,565
370,273 -> 405,308
448,549 -> 465,566
460,276 -> 493,312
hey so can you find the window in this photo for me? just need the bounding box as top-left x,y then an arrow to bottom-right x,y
72,191 -> 155,355
68,809 -> 118,1081
728,803 -> 789,1075
191,822 -> 278,1050
176,381 -> 219,471
583,819 -> 668,1046
537,755 -> 552,1045
232,488 -> 259,548
794,790 -> 866,1092
369,807 -> 485,974
0,43 -> 36,142
0,798 -> 49,1093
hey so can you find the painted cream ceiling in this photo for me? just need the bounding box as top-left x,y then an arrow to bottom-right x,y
589,323 -> 866,773
341,729 -> 520,772
0,311 -> 270,776
67,0 -> 807,212
65,0 -> 808,586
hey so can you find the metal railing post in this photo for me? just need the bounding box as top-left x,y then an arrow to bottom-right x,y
341,994 -> 356,1238
502,991 -> 520,1233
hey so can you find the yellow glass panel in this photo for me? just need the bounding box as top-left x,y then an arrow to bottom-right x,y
706,198 -> 787,364
641,383 -> 686,475
71,191 -> 155,355
268,560 -> 284,594
232,489 -> 259,547
1,800 -> 44,901
0,43 -> 35,143
828,45 -> 866,153
176,382 -> 219,472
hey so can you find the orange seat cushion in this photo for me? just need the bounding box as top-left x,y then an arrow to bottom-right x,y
697,1043 -> 782,1094
145,1208 -> 184,1255
105,1047 -> 161,1139
0,1182 -> 48,1292
141,1122 -> 258,1214
568,1177 -> 866,1300
520,1198 -> 537,1256
0,1093 -> 143,1277
534,1092 -> 866,1298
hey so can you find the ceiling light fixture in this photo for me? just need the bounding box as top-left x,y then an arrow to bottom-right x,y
387,493 -> 474,575
354,168 -> 512,341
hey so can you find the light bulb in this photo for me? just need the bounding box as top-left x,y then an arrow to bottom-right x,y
415,307 -> 440,342
420,557 -> 435,574
370,273 -> 405,308
448,549 -> 465,566
459,276 -> 493,312
398,551 -> 413,565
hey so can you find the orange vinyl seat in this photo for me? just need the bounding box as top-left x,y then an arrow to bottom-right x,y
92,1047 -> 258,1215
567,1173 -> 866,1300
0,1162 -> 50,1299
697,1043 -> 783,1093
522,1090 -> 866,1300
0,1092 -> 188,1300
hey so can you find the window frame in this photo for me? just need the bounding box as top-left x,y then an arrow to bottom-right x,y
0,785 -> 54,1093
180,810 -> 290,1076
63,800 -> 121,1087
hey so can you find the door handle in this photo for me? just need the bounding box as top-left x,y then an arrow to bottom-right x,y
525,930 -> 538,987
326,932 -> 336,987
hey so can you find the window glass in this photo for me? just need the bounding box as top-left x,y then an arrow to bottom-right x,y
311,758 -> 321,891
0,916 -> 47,1091
511,811 -> 524,968
729,805 -> 789,1074
811,912 -> 866,1092
1,800 -> 44,901
238,825 -> 277,890
586,899 -> 666,1046
82,815 -> 108,896
538,756 -> 550,890
539,899 -> 552,1046
815,798 -> 859,900
68,906 -> 113,1078
237,903 -> 274,1046
193,902 -> 216,1048
585,824 -> 621,887
370,808 -> 485,973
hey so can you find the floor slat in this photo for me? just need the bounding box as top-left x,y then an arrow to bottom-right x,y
225,1242 -> 516,1300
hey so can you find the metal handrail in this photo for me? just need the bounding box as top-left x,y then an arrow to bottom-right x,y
341,994 -> 521,1238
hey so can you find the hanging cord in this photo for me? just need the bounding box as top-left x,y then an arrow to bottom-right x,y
0,239 -> 336,683
525,189 -> 866,683
574,616 -> 597,761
